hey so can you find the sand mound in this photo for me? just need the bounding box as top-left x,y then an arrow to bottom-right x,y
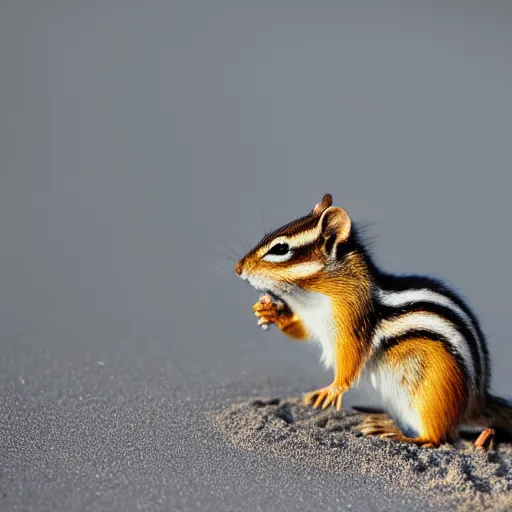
215,398 -> 512,511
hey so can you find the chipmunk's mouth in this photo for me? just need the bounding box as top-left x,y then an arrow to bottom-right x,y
246,275 -> 293,309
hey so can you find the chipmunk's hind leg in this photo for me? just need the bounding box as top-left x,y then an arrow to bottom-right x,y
381,337 -> 468,447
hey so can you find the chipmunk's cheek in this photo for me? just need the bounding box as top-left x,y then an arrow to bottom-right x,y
279,262 -> 325,280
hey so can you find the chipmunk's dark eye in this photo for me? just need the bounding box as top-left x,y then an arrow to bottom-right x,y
267,243 -> 290,256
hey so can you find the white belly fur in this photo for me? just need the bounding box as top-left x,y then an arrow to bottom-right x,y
364,360 -> 423,437
283,290 -> 336,369
277,285 -> 423,436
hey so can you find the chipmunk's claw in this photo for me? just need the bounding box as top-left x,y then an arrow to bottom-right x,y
257,317 -> 270,330
303,384 -> 346,411
357,414 -> 399,436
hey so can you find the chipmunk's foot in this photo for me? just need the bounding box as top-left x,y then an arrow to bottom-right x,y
357,413 -> 400,436
357,414 -> 436,447
303,384 -> 346,411
253,294 -> 291,329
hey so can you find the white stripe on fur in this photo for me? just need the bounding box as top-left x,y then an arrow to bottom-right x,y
378,288 -> 484,386
372,311 -> 476,384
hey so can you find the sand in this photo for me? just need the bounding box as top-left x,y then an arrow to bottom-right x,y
215,397 -> 512,511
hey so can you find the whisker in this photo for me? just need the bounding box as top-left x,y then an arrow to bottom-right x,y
210,260 -> 232,273
201,245 -> 237,263
194,260 -> 233,291
217,233 -> 241,261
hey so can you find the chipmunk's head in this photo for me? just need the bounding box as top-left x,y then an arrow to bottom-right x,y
235,194 -> 354,297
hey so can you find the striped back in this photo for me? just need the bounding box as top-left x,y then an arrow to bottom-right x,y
372,275 -> 489,395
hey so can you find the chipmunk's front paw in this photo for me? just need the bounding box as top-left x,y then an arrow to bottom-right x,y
252,294 -> 289,330
303,384 -> 347,411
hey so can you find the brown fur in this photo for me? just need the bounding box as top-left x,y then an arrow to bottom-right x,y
385,337 -> 467,445
311,253 -> 375,389
299,253 -> 375,411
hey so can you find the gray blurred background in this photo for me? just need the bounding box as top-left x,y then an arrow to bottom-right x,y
1,1 -> 512,511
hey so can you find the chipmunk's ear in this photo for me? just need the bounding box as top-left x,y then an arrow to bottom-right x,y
312,194 -> 332,216
319,207 -> 352,258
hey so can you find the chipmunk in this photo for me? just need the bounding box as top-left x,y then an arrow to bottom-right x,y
234,193 -> 512,447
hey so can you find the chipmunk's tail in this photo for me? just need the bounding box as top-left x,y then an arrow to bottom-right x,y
481,394 -> 512,435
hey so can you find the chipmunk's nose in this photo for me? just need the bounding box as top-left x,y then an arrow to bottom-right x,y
234,260 -> 243,276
